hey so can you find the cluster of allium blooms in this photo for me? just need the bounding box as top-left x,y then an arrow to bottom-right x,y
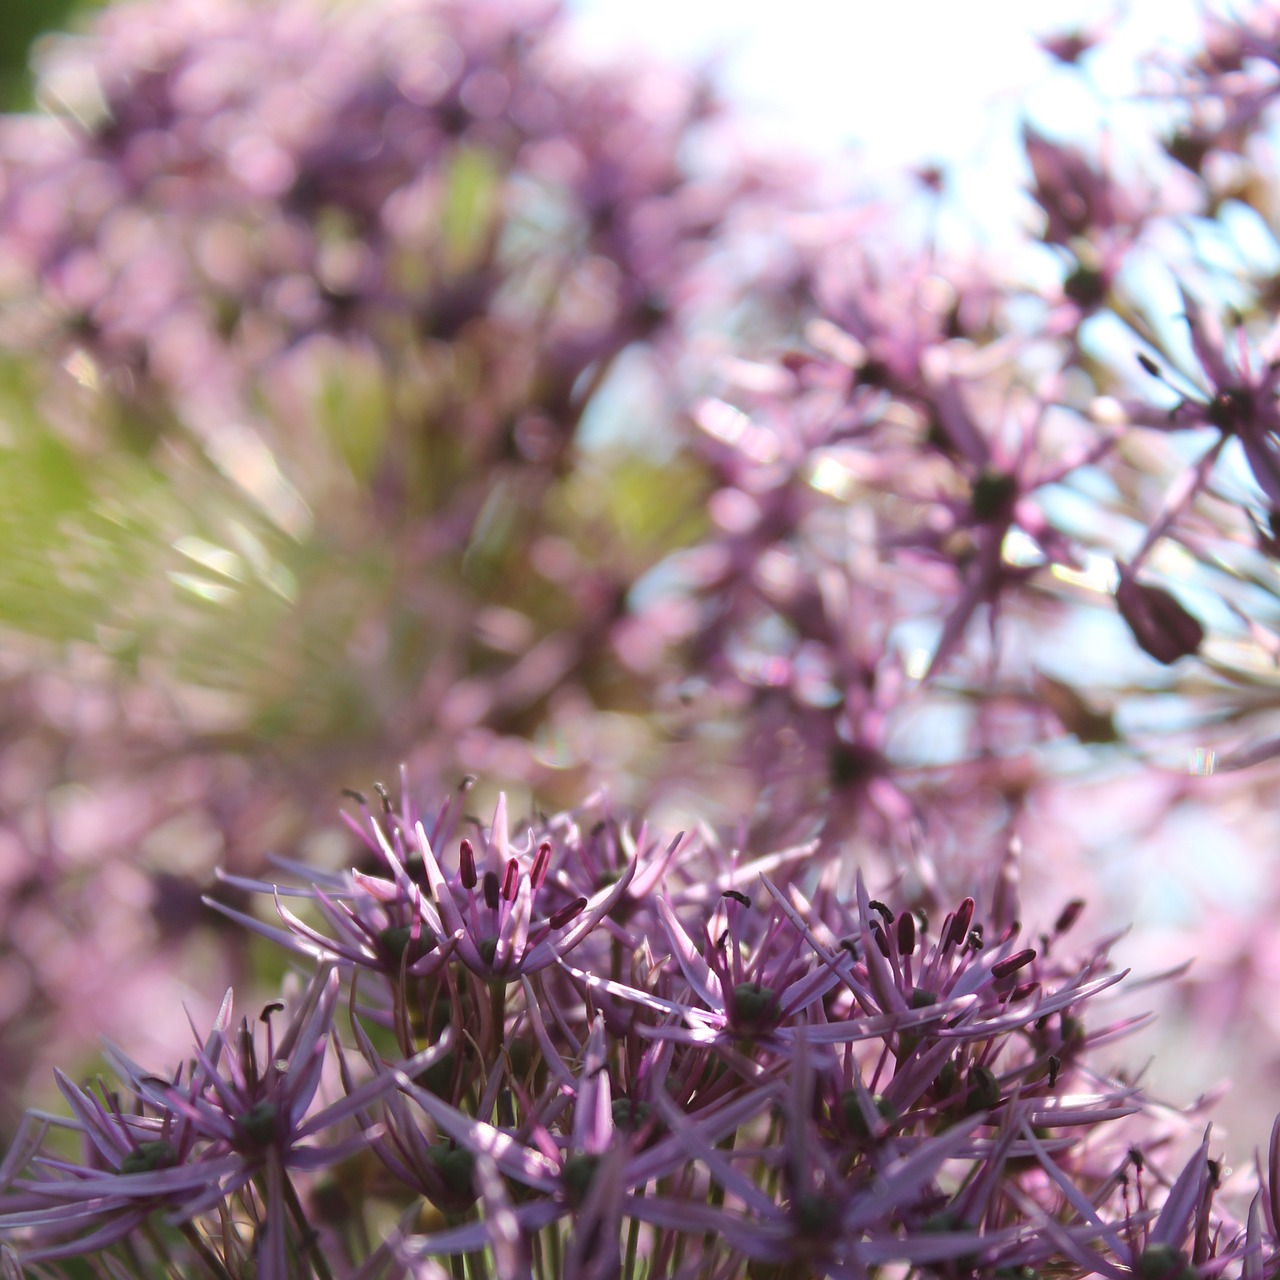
0,0 -> 799,1113
1,781 -> 1272,1279
607,0 -> 1280,1126
14,0 -> 1280,1226
0,0 -> 787,771
621,0 -> 1280,1133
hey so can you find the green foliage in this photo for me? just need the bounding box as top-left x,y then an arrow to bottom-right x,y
0,0 -> 99,109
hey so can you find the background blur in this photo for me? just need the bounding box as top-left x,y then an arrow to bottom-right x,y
5,0 -> 1280,1175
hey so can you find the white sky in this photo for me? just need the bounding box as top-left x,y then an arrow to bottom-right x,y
567,0 -> 1203,237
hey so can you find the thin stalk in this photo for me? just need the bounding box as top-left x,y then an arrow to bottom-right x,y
177,1222 -> 237,1280
282,1163 -> 337,1280
1129,434 -> 1228,571
546,1218 -> 562,1278
489,980 -> 507,1058
624,1186 -> 644,1280
665,1166 -> 698,1276
700,1126 -> 737,1264
464,1245 -> 491,1280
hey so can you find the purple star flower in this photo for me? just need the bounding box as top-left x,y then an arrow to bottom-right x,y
1,968 -> 435,1276
217,792 -> 637,990
390,1015 -> 773,1269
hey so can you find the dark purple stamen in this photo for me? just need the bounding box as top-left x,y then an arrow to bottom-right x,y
897,912 -> 916,956
549,897 -> 587,929
531,841 -> 551,890
991,949 -> 1036,980
459,839 -> 477,889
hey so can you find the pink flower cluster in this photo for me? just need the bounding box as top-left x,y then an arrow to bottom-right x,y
2,0 -> 1280,1272
1,783 -> 1264,1278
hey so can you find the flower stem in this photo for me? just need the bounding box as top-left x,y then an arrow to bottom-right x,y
282,1162 -> 337,1280
624,1186 -> 643,1280
177,1222 -> 237,1280
489,979 -> 507,1056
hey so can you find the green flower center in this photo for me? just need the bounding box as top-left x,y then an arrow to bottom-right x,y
611,1096 -> 652,1132
971,469 -> 1018,521
839,1090 -> 897,1141
793,1192 -> 841,1239
235,1100 -> 279,1148
732,982 -> 779,1033
1136,1245 -> 1197,1280
379,923 -> 436,964
561,1152 -> 600,1207
425,1143 -> 477,1210
118,1139 -> 177,1174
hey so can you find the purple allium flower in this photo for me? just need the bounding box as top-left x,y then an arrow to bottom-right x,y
391,1015 -> 773,1269
1,968 -> 437,1276
5,778 -> 1279,1276
11,0 -> 1280,1263
1022,125 -> 1144,248
0,1068 -> 240,1264
1155,292 -> 1280,508
219,788 -> 637,991
0,0 -> 794,1116
1016,1125 -> 1253,1280
648,1030 -> 1011,1277
642,888 -> 853,1050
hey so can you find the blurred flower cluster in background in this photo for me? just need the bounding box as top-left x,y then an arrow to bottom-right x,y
5,0 -> 1280,1274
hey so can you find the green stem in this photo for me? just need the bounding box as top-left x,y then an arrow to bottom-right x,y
177,1221 -> 236,1280
546,1219 -> 562,1279
530,1225 -> 545,1280
464,1245 -> 490,1280
666,1168 -> 694,1276
700,1129 -> 736,1272
281,1161 -> 337,1280
624,1185 -> 643,1280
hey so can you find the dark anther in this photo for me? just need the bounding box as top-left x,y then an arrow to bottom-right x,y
946,898 -> 976,948
897,912 -> 916,955
548,897 -> 587,929
991,949 -> 1036,980
531,841 -> 552,890
459,839 -> 478,890
1054,899 -> 1085,934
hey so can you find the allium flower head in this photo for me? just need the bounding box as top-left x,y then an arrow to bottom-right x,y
2,966 -> 443,1275
220,789 -> 639,989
